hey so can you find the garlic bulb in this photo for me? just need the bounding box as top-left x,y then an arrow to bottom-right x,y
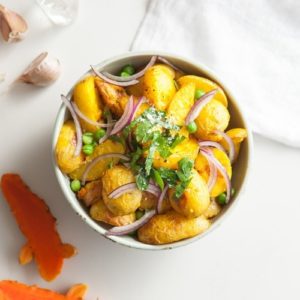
18,52 -> 61,86
0,5 -> 28,43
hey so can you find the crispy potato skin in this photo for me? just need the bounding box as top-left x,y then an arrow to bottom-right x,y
195,148 -> 232,197
73,76 -> 102,132
77,180 -> 102,207
90,199 -> 135,226
140,192 -> 171,213
138,211 -> 210,245
55,120 -> 84,174
152,138 -> 199,169
195,99 -> 230,141
203,198 -> 221,219
167,82 -> 195,126
169,170 -> 210,218
178,75 -> 228,107
143,64 -> 176,111
102,165 -> 142,216
69,139 -> 125,181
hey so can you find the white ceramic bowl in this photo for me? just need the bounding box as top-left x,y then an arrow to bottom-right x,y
52,51 -> 253,250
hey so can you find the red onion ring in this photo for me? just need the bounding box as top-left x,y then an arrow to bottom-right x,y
91,65 -> 139,87
129,96 -> 146,122
110,96 -> 134,135
105,209 -> 156,236
214,130 -> 235,162
157,184 -> 169,214
61,95 -> 82,157
72,102 -> 115,128
198,141 -> 226,152
200,149 -> 231,203
207,158 -> 218,192
102,56 -> 157,82
146,183 -> 161,197
109,182 -> 138,199
82,153 -> 129,185
157,56 -> 183,72
98,110 -> 113,144
185,89 -> 217,125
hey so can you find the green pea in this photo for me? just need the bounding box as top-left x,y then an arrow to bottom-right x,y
187,121 -> 197,133
82,144 -> 94,155
195,89 -> 205,100
82,132 -> 94,145
135,210 -> 145,220
94,128 -> 106,141
122,64 -> 135,75
120,71 -> 130,78
216,193 -> 227,205
70,179 -> 81,192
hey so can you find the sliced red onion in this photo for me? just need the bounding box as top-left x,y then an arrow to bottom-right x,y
91,65 -> 139,87
207,159 -> 218,192
198,141 -> 225,152
110,96 -> 134,135
127,131 -> 134,151
105,209 -> 156,236
200,149 -> 231,203
157,184 -> 169,214
72,102 -> 114,128
157,56 -> 183,72
99,110 -> 113,144
109,182 -> 138,199
82,153 -> 129,185
214,130 -> 235,163
102,56 -> 157,82
146,183 -> 161,197
185,89 -> 217,125
61,95 -> 82,157
129,96 -> 146,122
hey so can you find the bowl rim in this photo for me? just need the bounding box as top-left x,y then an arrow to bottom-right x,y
52,50 -> 254,251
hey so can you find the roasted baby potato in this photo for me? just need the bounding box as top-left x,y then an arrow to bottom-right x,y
55,120 -> 84,174
126,76 -> 144,97
140,191 -> 171,213
69,139 -> 125,181
167,82 -> 195,126
90,199 -> 135,226
195,99 -> 230,141
77,180 -> 102,207
169,169 -> 210,218
143,64 -> 176,111
138,211 -> 210,244
178,75 -> 228,107
203,198 -> 221,219
195,148 -> 232,197
152,138 -> 199,169
73,76 -> 103,132
102,165 -> 142,216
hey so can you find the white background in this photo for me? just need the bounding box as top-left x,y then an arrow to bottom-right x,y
0,1 -> 300,299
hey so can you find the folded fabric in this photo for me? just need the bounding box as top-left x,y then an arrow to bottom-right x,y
131,0 -> 300,147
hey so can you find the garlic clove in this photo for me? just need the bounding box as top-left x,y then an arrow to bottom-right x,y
18,52 -> 61,87
0,5 -> 28,43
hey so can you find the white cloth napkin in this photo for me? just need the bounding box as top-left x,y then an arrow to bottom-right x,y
131,0 -> 300,147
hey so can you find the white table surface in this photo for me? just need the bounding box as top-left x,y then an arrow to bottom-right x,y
1,1 -> 300,299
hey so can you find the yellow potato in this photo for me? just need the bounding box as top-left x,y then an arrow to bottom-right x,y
143,64 -> 176,111
167,82 -> 195,126
138,211 -> 210,245
169,170 -> 210,218
55,120 -> 84,174
90,199 -> 135,226
69,139 -> 125,181
140,191 -> 171,213
195,99 -> 230,141
203,198 -> 221,219
152,138 -> 199,170
178,75 -> 228,107
102,165 -> 142,216
220,128 -> 247,160
77,180 -> 102,207
195,148 -> 232,197
73,76 -> 103,132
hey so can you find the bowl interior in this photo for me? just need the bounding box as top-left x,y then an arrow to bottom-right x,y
52,51 -> 252,250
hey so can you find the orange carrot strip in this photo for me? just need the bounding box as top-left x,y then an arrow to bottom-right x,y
66,284 -> 88,299
0,174 -> 76,281
0,281 -> 86,300
19,243 -> 33,265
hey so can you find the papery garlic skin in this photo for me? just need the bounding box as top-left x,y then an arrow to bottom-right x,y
19,52 -> 61,87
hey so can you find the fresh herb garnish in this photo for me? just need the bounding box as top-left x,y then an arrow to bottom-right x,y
109,135 -> 126,147
136,168 -> 149,191
174,158 -> 194,199
151,169 -> 164,190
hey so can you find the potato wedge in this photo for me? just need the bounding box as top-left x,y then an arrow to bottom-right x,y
55,120 -> 84,174
138,211 -> 210,245
167,82 -> 195,125
140,191 -> 171,213
77,180 -> 102,207
203,198 -> 222,219
90,199 -> 135,226
69,139 -> 125,181
73,76 -> 103,132
169,169 -> 210,218
102,165 -> 142,216
178,75 -> 228,107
